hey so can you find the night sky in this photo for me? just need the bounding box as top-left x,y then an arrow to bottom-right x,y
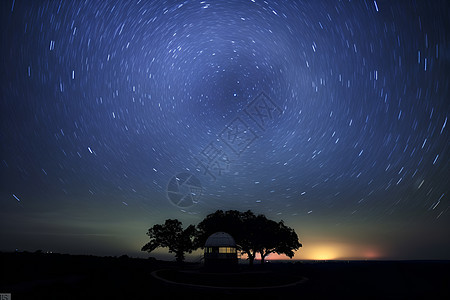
1,0 -> 449,261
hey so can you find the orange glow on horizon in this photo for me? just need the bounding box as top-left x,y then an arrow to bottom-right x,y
271,243 -> 384,261
265,253 -> 291,260
361,249 -> 382,260
302,246 -> 340,260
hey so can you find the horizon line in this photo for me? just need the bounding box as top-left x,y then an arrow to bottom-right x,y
2,251 -> 449,262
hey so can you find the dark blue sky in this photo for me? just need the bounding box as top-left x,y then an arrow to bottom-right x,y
1,0 -> 449,260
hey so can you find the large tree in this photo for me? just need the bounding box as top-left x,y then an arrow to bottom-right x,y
196,210 -> 259,265
141,219 -> 196,263
254,218 -> 302,264
195,210 -> 244,246
196,210 -> 301,266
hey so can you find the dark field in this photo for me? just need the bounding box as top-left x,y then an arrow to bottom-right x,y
1,252 -> 449,299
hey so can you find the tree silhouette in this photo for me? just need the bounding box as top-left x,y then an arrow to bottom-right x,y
141,219 -> 196,263
196,210 -> 301,266
195,210 -> 243,246
253,217 -> 302,264
196,210 -> 261,265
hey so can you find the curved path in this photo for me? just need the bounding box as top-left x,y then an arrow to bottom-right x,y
151,269 -> 308,290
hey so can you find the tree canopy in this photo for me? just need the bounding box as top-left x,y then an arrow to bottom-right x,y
141,219 -> 196,263
252,217 -> 302,264
196,210 -> 301,265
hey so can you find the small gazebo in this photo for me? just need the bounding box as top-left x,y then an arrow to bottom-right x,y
204,232 -> 238,268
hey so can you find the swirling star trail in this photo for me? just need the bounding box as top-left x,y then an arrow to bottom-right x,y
1,0 -> 449,260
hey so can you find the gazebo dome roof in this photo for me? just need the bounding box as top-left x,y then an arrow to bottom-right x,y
205,232 -> 236,247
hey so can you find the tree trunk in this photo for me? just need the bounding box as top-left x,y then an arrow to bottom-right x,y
248,251 -> 255,267
260,250 -> 269,264
260,254 -> 266,264
175,251 -> 184,264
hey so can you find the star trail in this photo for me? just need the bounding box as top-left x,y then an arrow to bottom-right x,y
1,0 -> 449,260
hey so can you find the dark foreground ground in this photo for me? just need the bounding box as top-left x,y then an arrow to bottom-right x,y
1,252 -> 449,300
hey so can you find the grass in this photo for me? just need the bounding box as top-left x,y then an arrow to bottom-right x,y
1,252 -> 449,299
